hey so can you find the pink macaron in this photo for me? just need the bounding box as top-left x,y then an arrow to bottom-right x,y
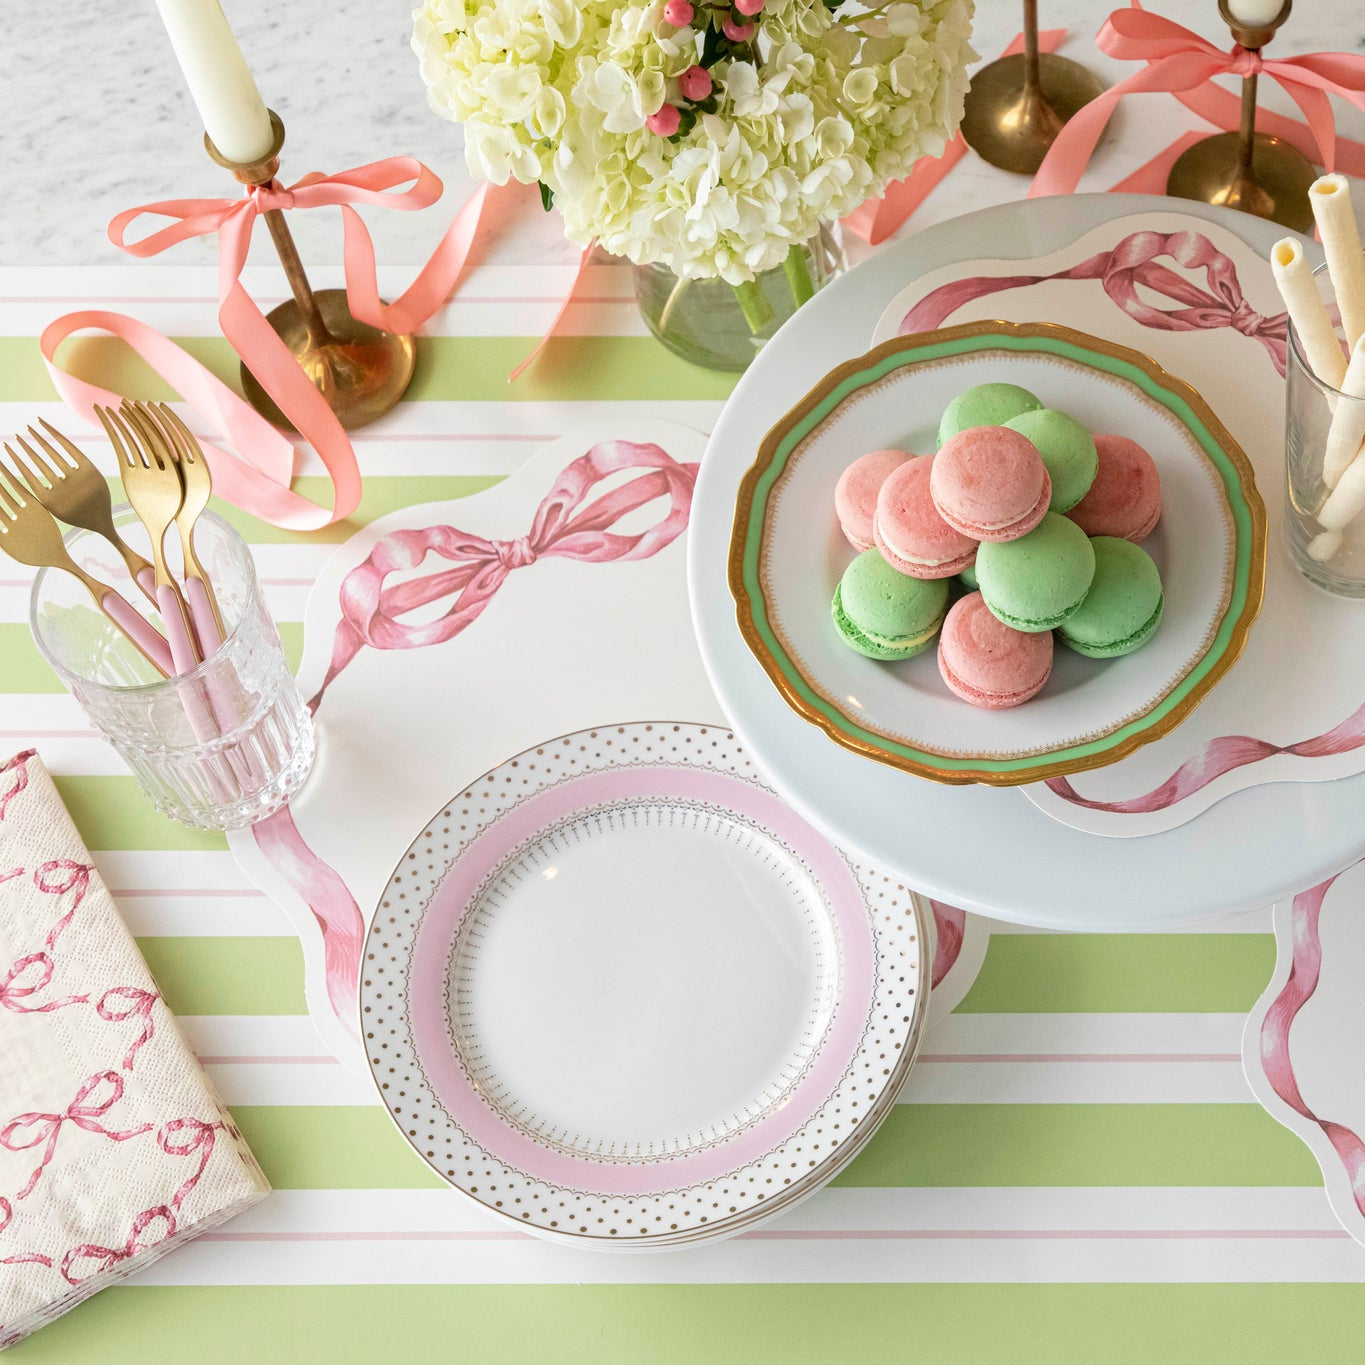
873,455 -> 978,579
1067,434 -> 1162,541
835,448 -> 914,552
930,426 -> 1052,542
937,592 -> 1054,709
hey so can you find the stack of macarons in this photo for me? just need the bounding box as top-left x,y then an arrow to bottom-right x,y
831,381 -> 1165,709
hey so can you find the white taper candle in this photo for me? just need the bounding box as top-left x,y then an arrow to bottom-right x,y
154,0 -> 273,164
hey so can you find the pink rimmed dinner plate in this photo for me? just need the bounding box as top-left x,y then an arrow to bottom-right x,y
360,722 -> 928,1249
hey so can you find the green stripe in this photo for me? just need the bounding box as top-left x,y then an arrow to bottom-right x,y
15,1285 -> 1365,1364
229,1103 -> 1319,1192
209,474 -> 503,544
957,935 -> 1276,1014
137,938 -> 305,1016
16,334 -> 735,404
55,775 -> 226,850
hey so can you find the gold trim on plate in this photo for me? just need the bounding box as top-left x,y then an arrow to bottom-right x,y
727,320 -> 1268,787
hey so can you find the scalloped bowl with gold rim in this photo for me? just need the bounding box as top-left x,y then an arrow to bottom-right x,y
727,321 -> 1266,787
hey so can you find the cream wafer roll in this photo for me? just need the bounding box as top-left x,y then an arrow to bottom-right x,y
1310,175 -> 1365,352
1310,436 -> 1365,562
1322,334 -> 1365,489
1272,237 -> 1348,390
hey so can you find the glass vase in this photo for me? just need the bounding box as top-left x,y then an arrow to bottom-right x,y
634,226 -> 844,373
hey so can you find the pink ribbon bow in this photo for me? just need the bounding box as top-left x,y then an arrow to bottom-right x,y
0,751 -> 32,823
901,228 -> 1288,374
0,953 -> 88,1016
1,1072 -> 153,1200
1032,3 -> 1365,199
59,1205 -> 177,1286
312,439 -> 698,705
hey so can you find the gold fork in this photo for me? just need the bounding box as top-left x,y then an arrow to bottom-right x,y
0,456 -> 172,676
96,403 -> 201,674
7,421 -> 158,607
140,403 -> 227,653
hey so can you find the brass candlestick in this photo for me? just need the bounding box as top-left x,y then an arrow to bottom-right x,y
1166,1 -> 1315,232
959,0 -> 1106,175
205,111 -> 416,432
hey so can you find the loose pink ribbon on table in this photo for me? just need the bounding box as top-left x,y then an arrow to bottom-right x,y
1031,2 -> 1365,200
249,439 -> 697,1038
899,227 -> 1288,374
39,166 -> 581,531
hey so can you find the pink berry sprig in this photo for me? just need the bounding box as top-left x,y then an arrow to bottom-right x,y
652,0 -> 769,140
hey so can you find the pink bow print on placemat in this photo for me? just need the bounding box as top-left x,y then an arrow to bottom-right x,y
1044,699 -> 1365,814
1259,875 -> 1365,1220
900,229 -> 1287,374
1031,3 -> 1365,199
247,438 -> 697,1043
312,438 -> 697,707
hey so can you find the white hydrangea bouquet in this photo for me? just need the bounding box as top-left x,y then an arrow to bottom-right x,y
413,0 -> 975,333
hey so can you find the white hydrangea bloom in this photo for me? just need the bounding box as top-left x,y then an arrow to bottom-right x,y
412,0 -> 976,283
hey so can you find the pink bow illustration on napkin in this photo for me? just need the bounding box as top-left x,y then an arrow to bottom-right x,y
0,954 -> 88,1016
58,1205 -> 177,1286
901,228 -> 1288,374
312,439 -> 698,707
1,1072 -> 153,1201
1031,3 -> 1365,199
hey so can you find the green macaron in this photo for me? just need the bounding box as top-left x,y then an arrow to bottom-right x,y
1057,537 -> 1164,658
1004,408 -> 1098,512
937,382 -> 1042,447
975,512 -> 1096,633
832,550 -> 950,660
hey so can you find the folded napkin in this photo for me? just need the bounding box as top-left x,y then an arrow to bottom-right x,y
0,750 -> 269,1349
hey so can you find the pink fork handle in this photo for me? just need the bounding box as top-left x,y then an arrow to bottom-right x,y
156,583 -> 201,675
185,576 -> 225,656
100,592 -> 173,677
134,564 -> 158,605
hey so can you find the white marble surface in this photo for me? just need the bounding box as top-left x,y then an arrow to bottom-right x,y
7,0 -> 1365,270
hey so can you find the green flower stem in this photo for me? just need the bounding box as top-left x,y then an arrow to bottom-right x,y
783,244 -> 816,308
732,277 -> 775,335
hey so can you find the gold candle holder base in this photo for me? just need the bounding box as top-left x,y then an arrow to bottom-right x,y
206,111 -> 415,433
1166,131 -> 1316,233
1165,1 -> 1314,234
960,0 -> 1105,177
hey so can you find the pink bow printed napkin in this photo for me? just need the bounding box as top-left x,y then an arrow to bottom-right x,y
0,750 -> 269,1349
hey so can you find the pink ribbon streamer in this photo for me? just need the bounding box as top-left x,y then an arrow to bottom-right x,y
0,752 -> 32,823
40,171 -> 586,531
96,986 -> 160,1071
1,1072 -> 153,1201
1031,3 -> 1365,199
899,228 -> 1287,374
1045,698 -> 1365,813
928,901 -> 967,991
32,859 -> 92,951
58,1205 -> 177,1286
843,29 -> 1068,246
1258,874 -> 1365,1219
157,1118 -> 222,1211
0,954 -> 88,1016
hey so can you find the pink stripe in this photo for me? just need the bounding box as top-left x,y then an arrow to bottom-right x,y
0,294 -> 632,307
109,888 -> 266,898
0,731 -> 99,739
918,1053 -> 1243,1064
196,1228 -> 1350,1244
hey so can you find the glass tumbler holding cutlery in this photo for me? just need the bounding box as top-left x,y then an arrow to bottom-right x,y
30,509 -> 315,829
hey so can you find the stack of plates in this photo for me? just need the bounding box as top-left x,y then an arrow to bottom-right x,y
361,722 -> 927,1248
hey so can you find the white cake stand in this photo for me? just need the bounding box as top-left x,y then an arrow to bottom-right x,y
688,194 -> 1357,930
